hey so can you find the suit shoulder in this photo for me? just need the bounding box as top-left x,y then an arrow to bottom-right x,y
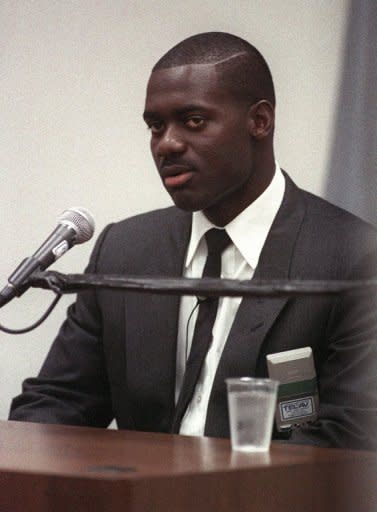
99,206 -> 188,241
282,174 -> 377,276
300,188 -> 377,240
284,173 -> 375,232
90,206 -> 191,273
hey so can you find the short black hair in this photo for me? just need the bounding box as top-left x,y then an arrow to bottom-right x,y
153,32 -> 275,106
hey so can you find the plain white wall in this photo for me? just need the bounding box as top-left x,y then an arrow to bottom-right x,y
0,0 -> 349,420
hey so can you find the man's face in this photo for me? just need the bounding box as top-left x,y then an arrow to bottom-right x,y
143,64 -> 257,225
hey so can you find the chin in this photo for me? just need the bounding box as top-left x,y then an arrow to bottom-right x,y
171,199 -> 200,213
169,191 -> 204,212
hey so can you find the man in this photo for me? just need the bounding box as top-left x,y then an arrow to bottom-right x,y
9,32 -> 377,449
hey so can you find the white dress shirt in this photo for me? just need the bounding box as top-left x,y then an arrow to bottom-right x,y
176,164 -> 286,436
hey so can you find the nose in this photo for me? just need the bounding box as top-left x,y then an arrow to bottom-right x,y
155,125 -> 186,157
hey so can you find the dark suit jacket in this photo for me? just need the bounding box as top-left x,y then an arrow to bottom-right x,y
9,174 -> 377,449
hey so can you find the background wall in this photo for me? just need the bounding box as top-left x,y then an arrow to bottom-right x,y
0,0 -> 350,420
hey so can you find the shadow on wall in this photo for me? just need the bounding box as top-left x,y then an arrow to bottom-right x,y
325,0 -> 377,226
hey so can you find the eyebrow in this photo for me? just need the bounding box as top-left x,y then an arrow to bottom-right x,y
143,103 -> 209,121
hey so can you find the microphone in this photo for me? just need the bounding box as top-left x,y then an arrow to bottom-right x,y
0,207 -> 95,308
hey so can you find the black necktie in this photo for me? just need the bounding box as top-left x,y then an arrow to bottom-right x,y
172,228 -> 232,432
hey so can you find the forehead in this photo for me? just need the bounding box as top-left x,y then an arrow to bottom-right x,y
144,64 -> 231,112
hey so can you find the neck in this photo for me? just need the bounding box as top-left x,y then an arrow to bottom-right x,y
204,157 -> 276,227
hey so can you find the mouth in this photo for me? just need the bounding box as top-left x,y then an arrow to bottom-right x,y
160,164 -> 195,188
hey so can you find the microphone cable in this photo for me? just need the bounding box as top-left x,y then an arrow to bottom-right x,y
0,292 -> 62,335
184,297 -> 206,362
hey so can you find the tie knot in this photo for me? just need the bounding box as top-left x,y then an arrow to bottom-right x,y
205,228 -> 232,256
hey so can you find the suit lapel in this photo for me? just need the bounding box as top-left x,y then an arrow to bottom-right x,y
205,175 -> 307,436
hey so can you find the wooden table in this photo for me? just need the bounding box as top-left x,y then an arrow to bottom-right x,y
0,420 -> 376,511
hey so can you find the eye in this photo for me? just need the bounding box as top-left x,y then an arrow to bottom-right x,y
146,120 -> 164,134
185,116 -> 205,129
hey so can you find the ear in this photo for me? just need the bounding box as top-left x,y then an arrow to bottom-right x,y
247,100 -> 275,140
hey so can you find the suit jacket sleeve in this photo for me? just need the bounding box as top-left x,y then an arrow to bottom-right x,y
9,224 -> 115,427
287,252 -> 377,450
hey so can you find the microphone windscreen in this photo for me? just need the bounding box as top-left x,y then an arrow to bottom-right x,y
58,207 -> 95,244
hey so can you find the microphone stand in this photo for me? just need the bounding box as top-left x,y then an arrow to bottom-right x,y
2,270 -> 376,334
28,270 -> 377,298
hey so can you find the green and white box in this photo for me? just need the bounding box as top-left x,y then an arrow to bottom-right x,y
267,347 -> 318,431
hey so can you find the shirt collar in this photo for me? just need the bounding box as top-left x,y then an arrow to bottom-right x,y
185,163 -> 286,270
